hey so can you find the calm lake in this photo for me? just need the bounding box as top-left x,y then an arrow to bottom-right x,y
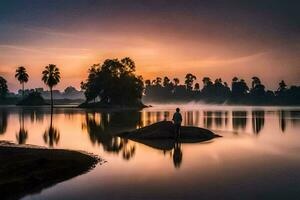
1,104 -> 300,200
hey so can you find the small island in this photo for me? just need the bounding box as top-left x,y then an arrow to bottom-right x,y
79,57 -> 145,109
0,141 -> 101,200
118,121 -> 221,150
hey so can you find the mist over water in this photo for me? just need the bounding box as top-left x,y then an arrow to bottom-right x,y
0,104 -> 300,200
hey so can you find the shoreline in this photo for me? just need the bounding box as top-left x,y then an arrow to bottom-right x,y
0,141 -> 103,200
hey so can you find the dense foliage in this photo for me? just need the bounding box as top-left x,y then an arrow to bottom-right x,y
144,75 -> 300,105
0,76 -> 8,99
80,57 -> 144,106
16,91 -> 47,106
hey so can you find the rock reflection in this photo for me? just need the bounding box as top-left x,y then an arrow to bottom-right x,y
43,110 -> 60,147
252,110 -> 265,135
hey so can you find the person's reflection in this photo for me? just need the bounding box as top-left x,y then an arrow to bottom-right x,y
172,141 -> 182,168
232,111 -> 247,132
279,110 -> 287,133
43,109 -> 60,147
16,111 -> 28,144
0,110 -> 8,135
252,110 -> 265,135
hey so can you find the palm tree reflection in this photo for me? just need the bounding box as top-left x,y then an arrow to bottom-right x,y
16,111 -> 28,144
43,109 -> 60,147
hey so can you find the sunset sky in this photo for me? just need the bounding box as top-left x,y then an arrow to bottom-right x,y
0,0 -> 299,92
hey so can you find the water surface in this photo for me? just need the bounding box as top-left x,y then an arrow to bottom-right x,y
0,105 -> 300,200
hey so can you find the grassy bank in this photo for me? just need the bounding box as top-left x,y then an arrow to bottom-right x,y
0,141 -> 101,200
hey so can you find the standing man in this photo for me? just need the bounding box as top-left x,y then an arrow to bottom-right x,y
172,108 -> 182,139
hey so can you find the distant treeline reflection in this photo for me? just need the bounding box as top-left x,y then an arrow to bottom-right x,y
144,76 -> 300,105
0,109 -> 299,168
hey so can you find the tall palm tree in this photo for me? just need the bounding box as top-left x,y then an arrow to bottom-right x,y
42,64 -> 61,108
15,66 -> 29,98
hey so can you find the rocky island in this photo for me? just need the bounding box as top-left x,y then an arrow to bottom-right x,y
118,121 -> 221,150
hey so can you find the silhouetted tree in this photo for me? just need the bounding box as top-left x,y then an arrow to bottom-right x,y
154,77 -> 162,86
42,64 -> 61,108
0,110 -> 8,134
173,78 -> 180,86
231,78 -> 249,99
278,80 -> 287,92
250,77 -> 265,100
15,66 -> 29,98
0,76 -> 8,99
81,57 -> 144,106
145,79 -> 151,87
185,73 -> 196,91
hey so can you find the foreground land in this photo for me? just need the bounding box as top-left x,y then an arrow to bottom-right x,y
0,141 -> 101,200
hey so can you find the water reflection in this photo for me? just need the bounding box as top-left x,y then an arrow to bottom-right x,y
232,111 -> 247,132
203,111 -> 213,128
82,112 -> 137,160
252,111 -> 265,135
279,110 -> 287,133
43,110 -> 60,147
16,111 -> 28,144
0,110 -> 8,135
173,141 -> 183,168
0,107 -> 299,169
214,111 -> 223,128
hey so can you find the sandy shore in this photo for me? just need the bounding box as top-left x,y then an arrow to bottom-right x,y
0,141 -> 102,200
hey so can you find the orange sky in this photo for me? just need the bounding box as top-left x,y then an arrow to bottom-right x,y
0,0 -> 299,92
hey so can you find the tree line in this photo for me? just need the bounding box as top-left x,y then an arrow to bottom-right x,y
0,65 -> 61,107
144,74 -> 300,105
1,57 -> 299,106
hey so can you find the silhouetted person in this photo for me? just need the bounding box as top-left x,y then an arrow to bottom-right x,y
172,108 -> 182,139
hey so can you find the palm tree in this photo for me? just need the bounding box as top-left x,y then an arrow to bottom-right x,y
15,66 -> 29,98
42,64 -> 61,108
